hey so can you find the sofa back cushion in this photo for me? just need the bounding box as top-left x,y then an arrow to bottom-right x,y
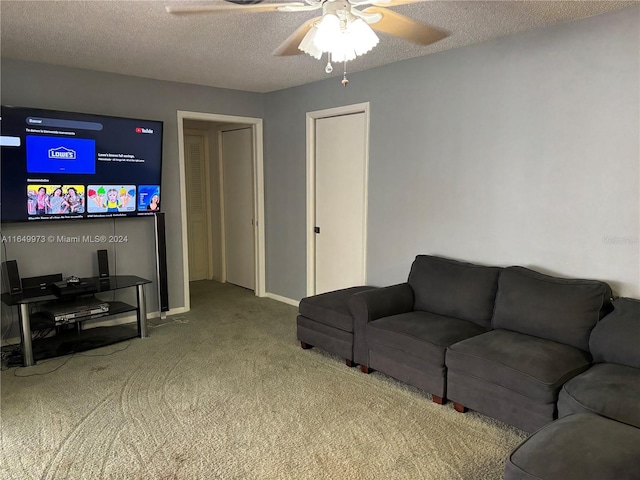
590,297 -> 640,368
493,267 -> 612,351
407,255 -> 501,329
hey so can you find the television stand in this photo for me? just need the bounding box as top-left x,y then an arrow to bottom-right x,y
1,275 -> 151,367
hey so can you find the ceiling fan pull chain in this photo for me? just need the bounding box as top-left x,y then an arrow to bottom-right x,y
325,52 -> 333,73
342,61 -> 349,87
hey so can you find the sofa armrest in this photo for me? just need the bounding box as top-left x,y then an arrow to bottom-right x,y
349,283 -> 414,366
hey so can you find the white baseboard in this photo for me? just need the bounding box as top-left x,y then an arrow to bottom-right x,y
264,292 -> 300,307
151,306 -> 189,317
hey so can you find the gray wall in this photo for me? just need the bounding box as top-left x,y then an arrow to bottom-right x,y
1,60 -> 264,335
264,5 -> 640,299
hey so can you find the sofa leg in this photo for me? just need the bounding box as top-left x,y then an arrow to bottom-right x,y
360,365 -> 372,374
432,395 -> 447,405
345,359 -> 356,367
453,402 -> 468,413
300,342 -> 313,350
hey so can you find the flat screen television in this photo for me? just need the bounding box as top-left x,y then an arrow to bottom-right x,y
0,105 -> 163,223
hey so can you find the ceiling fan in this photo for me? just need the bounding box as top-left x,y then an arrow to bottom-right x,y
166,0 -> 448,85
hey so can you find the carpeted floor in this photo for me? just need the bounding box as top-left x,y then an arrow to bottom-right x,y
1,281 -> 527,479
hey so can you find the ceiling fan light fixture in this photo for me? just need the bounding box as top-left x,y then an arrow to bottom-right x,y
297,3 -> 384,83
314,13 -> 341,52
349,18 -> 379,56
299,26 -> 323,59
329,37 -> 357,63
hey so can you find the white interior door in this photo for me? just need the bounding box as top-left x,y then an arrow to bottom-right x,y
315,112 -> 367,294
185,132 -> 211,281
221,127 -> 255,290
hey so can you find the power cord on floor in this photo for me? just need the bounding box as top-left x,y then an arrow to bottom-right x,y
13,354 -> 76,377
10,340 -> 132,376
76,340 -> 131,357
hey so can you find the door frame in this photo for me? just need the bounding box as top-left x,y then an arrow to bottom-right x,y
177,111 -> 266,310
306,102 -> 370,297
184,128 -> 214,280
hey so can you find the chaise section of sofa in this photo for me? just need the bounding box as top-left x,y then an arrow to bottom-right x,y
297,286 -> 376,366
446,266 -> 612,432
504,296 -> 640,479
504,413 -> 640,480
349,255 -> 501,404
558,296 -> 640,428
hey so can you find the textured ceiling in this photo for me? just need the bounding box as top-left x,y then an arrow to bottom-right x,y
1,0 -> 637,93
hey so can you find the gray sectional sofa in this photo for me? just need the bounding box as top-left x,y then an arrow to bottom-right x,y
349,255 -> 612,431
297,286 -> 375,367
297,255 -> 639,479
348,255 -> 501,405
504,297 -> 640,479
504,413 -> 640,480
445,265 -> 612,432
558,297 -> 640,427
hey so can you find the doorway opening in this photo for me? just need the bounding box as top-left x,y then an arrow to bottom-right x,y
177,111 -> 265,310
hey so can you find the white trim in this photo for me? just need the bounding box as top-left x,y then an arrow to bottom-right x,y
265,292 -> 300,307
177,111 -> 266,305
177,118 -> 190,311
217,127 -> 227,283
306,113 -> 316,297
156,306 -> 189,316
305,102 -> 370,297
254,123 -> 267,298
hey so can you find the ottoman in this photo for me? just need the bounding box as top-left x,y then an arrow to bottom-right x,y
504,413 -> 640,480
297,286 -> 375,367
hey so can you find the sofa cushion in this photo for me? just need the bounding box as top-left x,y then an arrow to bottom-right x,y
407,255 -> 501,329
558,363 -> 640,428
504,413 -> 640,480
299,286 -> 374,332
446,329 -> 591,403
366,311 -> 487,366
492,266 -> 612,351
590,297 -> 640,368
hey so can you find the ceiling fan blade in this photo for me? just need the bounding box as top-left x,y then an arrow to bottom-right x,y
364,7 -> 449,45
277,4 -> 323,12
351,0 -> 427,6
166,2 -> 305,14
371,0 -> 429,6
272,17 -> 321,56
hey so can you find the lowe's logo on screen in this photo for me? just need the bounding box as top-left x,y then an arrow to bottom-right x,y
48,146 -> 76,159
27,136 -> 96,174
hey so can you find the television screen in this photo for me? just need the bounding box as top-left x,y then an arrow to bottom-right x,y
0,106 -> 163,223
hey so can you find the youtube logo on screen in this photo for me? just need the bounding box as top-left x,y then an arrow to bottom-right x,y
135,127 -> 154,134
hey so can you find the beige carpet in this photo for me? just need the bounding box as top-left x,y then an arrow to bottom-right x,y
1,281 -> 527,479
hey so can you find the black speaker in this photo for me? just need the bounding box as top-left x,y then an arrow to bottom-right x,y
154,212 -> 169,313
97,249 -> 109,278
2,260 -> 22,295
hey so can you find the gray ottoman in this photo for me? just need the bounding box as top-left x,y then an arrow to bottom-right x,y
504,413 -> 640,480
297,286 -> 375,367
